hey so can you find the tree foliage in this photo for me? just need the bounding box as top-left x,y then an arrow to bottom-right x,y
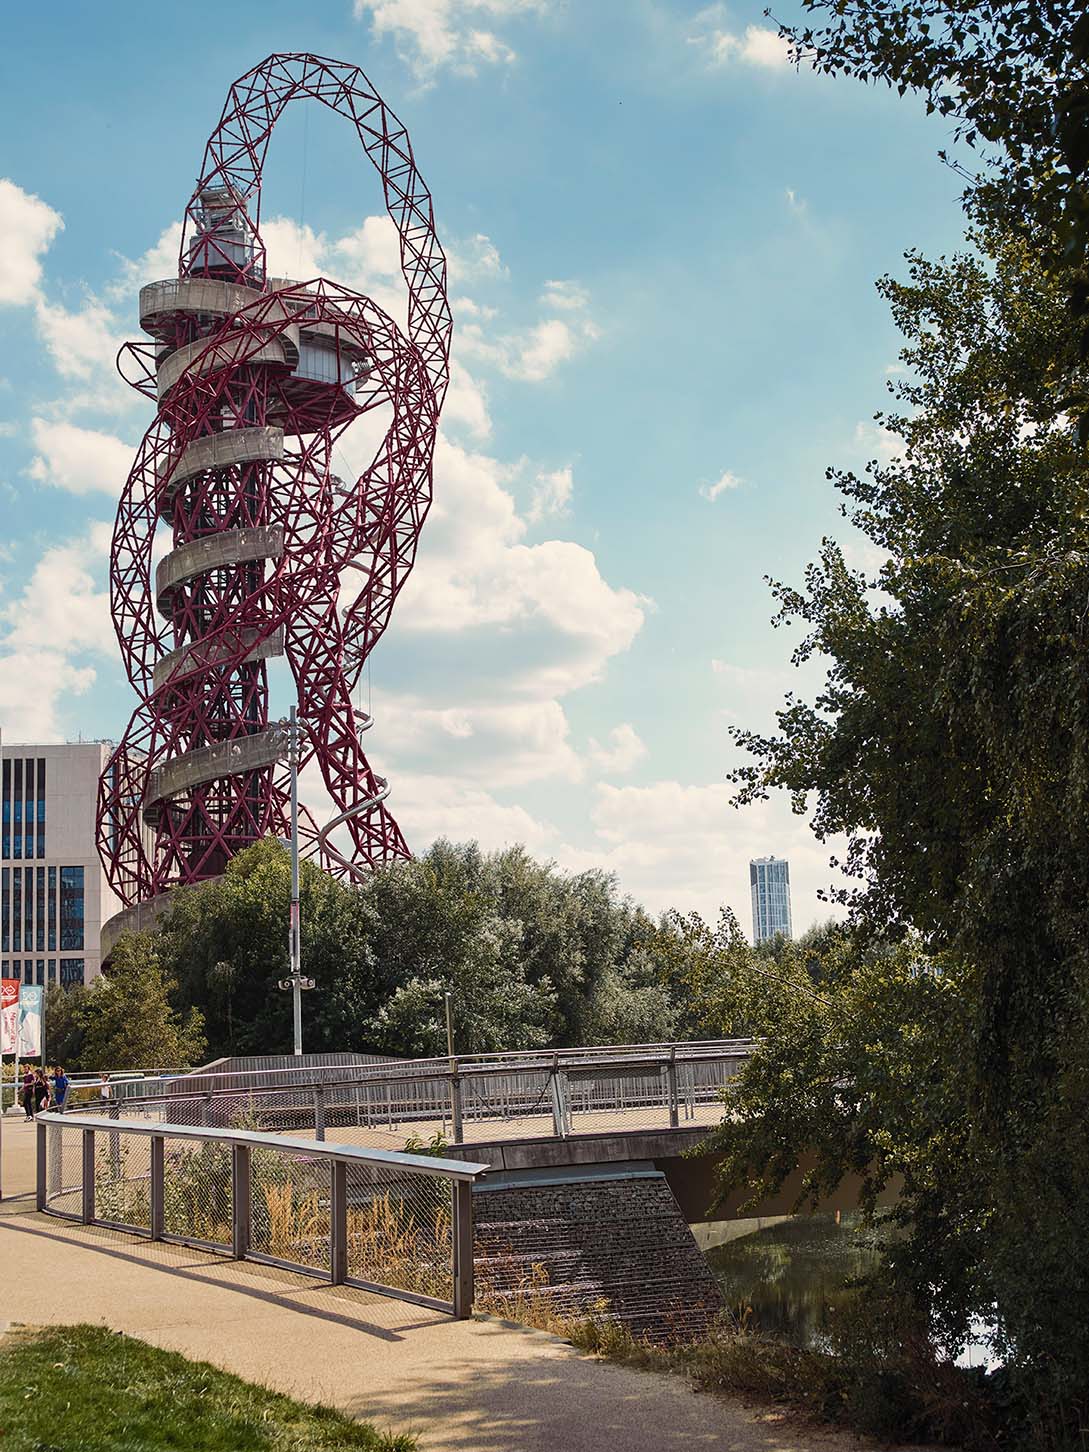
155,837 -> 710,1060
727,221 -> 1089,1434
77,935 -> 205,1071
779,0 -> 1089,433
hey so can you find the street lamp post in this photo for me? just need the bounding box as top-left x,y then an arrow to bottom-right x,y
276,706 -> 315,1056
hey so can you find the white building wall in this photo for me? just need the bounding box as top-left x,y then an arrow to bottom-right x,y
1,741 -> 120,987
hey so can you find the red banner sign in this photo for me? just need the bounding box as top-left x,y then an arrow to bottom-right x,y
1,979 -> 19,1056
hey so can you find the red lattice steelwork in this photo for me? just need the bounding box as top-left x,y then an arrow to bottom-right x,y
98,53 -> 451,906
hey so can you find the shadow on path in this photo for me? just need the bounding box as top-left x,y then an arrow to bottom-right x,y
0,1215 -> 414,1341
350,1319 -> 838,1452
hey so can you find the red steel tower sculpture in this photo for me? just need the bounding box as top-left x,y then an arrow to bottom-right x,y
98,53 -> 451,923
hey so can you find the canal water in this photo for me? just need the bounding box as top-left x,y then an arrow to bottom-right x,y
703,1213 -> 998,1367
704,1212 -> 880,1349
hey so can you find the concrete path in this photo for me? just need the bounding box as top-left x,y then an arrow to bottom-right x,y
0,1120 -> 919,1452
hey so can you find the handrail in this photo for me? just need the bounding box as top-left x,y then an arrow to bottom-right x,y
36,1112 -> 484,1317
36,1112 -> 487,1182
60,1052 -> 753,1124
68,1039 -> 756,1098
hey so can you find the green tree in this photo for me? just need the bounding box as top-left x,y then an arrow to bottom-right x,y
728,223 -> 1089,1432
43,982 -> 88,1070
779,0 -> 1089,434
157,836 -> 693,1060
80,935 -> 205,1070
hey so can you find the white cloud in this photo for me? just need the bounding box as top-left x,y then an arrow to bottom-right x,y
353,0 -> 543,79
528,465 -> 572,522
509,318 -> 580,381
27,417 -> 132,495
444,360 -> 493,439
391,432 -> 647,701
699,21 -> 791,69
558,780 -> 845,930
0,523 -> 115,739
540,279 -> 590,312
460,309 -> 600,383
852,418 -> 899,464
0,178 -> 63,306
32,293 -> 132,413
389,773 -> 557,853
112,221 -> 182,296
699,469 -> 742,502
333,214 -> 403,281
710,659 -> 790,690
447,232 -> 508,284
376,695 -> 584,786
588,723 -> 647,775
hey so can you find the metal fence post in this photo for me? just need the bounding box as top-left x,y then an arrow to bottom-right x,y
449,1064 -> 464,1144
330,1159 -> 347,1285
667,1047 -> 679,1129
150,1136 -> 164,1241
453,1179 -> 474,1318
201,1093 -> 213,1128
36,1121 -> 47,1211
231,1143 -> 251,1260
549,1058 -> 570,1138
81,1127 -> 96,1225
314,1085 -> 326,1142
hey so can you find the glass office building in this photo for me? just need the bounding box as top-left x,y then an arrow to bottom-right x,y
750,856 -> 792,944
1,742 -> 120,987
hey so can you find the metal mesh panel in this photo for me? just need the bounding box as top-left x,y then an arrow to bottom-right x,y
345,1163 -> 454,1305
676,1057 -> 743,1126
94,1127 -> 152,1230
162,1136 -> 233,1246
249,1146 -> 330,1270
567,1066 -> 672,1136
45,1123 -> 84,1217
459,1068 -> 556,1142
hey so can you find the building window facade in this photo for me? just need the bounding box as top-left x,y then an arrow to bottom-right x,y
59,867 -> 85,951
59,958 -> 84,986
750,856 -> 793,945
12,869 -> 21,951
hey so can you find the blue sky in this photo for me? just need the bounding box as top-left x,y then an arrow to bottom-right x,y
0,0 -> 966,930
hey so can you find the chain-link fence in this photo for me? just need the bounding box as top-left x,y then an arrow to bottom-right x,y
43,1122 -> 84,1219
36,1114 -> 482,1316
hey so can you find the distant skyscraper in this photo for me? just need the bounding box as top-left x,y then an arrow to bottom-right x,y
750,856 -> 792,944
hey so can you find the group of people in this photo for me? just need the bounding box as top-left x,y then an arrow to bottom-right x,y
19,1065 -> 70,1118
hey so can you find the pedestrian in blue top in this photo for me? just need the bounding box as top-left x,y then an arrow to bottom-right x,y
51,1065 -> 70,1113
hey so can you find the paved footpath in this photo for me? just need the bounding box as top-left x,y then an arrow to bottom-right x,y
0,1121 -> 923,1452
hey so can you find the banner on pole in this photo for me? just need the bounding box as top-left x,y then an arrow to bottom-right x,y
16,986 -> 43,1059
1,979 -> 19,1055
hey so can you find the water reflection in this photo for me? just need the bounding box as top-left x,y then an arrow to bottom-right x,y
703,1212 -> 881,1349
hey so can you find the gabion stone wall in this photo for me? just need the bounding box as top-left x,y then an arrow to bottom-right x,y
473,1173 -> 723,1345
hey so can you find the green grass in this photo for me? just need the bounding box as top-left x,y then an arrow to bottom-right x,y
0,1325 -> 416,1452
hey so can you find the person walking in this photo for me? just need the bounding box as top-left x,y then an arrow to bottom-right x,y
51,1065 -> 70,1113
32,1069 -> 49,1117
21,1067 -> 35,1121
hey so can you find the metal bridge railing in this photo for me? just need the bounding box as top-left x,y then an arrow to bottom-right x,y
36,1112 -> 485,1317
55,1041 -> 752,1152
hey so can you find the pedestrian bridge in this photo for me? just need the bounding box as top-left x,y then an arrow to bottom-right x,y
40,1042 -> 887,1340
148,1039 -> 754,1151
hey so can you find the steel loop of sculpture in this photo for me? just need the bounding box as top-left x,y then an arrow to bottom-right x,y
97,53 -> 451,909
